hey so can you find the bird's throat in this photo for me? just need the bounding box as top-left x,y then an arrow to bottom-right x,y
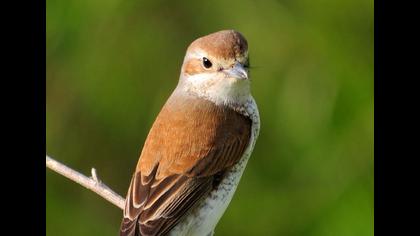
179,73 -> 251,107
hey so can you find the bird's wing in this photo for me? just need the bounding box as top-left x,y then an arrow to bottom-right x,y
120,96 -> 252,236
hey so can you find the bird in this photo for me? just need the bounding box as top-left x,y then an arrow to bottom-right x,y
120,29 -> 260,236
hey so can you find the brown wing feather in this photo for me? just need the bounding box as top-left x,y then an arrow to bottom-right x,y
120,94 -> 251,236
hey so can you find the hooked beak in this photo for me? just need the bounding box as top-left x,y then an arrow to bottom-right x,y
224,62 -> 248,80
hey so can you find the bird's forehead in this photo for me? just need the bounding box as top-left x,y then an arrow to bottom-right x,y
186,30 -> 248,60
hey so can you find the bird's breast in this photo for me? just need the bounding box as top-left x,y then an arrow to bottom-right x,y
169,97 -> 260,236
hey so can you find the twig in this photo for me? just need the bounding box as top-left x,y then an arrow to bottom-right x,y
46,155 -> 125,210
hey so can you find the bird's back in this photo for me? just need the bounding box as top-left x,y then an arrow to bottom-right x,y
120,92 -> 253,236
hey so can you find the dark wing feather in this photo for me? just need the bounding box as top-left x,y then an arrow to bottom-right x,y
120,170 -> 213,236
120,96 -> 252,236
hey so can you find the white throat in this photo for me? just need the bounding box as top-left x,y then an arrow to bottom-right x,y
179,72 -> 251,106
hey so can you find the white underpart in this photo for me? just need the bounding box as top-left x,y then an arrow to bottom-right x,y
169,97 -> 260,236
182,72 -> 251,106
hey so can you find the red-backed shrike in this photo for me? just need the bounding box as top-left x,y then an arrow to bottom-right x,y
120,30 -> 260,236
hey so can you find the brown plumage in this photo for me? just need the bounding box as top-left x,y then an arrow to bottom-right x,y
120,29 -> 255,236
120,94 -> 252,236
183,30 -> 248,76
187,30 -> 248,60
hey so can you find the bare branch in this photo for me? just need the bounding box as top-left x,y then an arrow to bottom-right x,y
46,155 -> 125,210
91,168 -> 99,183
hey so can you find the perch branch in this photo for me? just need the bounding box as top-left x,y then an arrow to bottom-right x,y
46,155 -> 125,210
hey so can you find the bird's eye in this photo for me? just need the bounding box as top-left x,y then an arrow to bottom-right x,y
202,57 -> 212,69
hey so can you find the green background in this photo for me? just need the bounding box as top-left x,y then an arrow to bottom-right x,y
47,0 -> 373,235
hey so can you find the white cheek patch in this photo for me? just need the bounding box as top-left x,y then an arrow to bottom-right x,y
182,73 -> 251,106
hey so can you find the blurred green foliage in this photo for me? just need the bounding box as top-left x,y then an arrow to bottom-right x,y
47,0 -> 373,235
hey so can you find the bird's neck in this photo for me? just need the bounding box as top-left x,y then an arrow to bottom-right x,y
177,73 -> 251,108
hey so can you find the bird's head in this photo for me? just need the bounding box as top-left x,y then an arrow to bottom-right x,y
178,30 -> 251,106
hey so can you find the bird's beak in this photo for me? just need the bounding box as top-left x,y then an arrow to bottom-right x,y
225,62 -> 248,80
